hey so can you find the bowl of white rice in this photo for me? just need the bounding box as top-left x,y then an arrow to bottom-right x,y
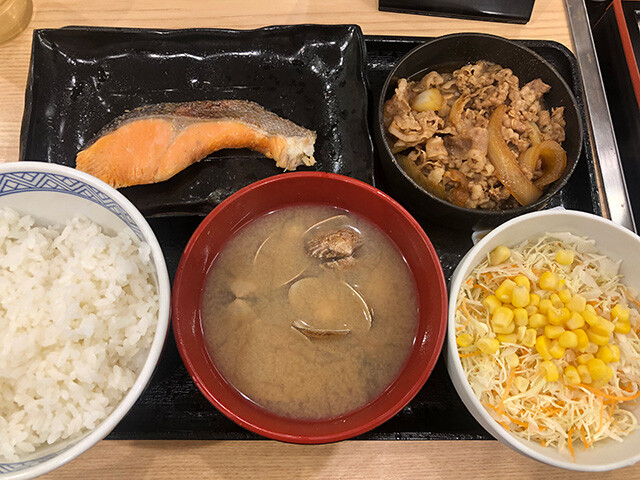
0,162 -> 170,479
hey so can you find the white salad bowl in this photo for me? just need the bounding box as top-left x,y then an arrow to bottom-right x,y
0,162 -> 170,479
446,209 -> 640,471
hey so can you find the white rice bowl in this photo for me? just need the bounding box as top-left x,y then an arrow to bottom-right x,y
0,207 -> 158,461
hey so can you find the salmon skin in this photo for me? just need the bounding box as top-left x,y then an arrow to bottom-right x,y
75,100 -> 317,188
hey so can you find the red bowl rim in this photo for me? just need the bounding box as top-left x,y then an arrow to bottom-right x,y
172,171 -> 447,443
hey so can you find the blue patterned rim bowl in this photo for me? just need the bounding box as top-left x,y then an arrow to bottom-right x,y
0,162 -> 171,479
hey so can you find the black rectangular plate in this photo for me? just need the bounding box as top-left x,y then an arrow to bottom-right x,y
94,34 -> 599,441
19,26 -> 374,216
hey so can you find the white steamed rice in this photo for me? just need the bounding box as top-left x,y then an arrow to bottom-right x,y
0,207 -> 158,461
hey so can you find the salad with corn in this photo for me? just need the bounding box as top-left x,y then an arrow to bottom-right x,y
455,233 -> 640,459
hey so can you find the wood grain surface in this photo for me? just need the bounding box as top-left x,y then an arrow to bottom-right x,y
44,440 -> 640,479
4,0 -> 638,478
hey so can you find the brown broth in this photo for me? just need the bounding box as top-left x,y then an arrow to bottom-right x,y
202,205 -> 418,419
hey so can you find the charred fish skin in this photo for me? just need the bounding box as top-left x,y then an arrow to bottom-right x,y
75,99 -> 317,188
87,100 -> 316,145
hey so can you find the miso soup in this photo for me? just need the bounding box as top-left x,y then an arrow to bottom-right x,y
202,205 -> 418,419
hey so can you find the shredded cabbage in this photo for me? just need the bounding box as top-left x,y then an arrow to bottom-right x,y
456,232 -> 640,457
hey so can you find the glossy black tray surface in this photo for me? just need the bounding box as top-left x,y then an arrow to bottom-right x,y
20,26 -> 373,216
20,30 -> 600,441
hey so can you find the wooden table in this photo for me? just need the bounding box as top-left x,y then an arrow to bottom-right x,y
1,0 -> 639,478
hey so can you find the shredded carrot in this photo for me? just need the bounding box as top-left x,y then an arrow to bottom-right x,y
540,439 -> 547,447
622,286 -> 640,309
572,384 -> 640,402
499,368 -> 516,412
506,413 -> 529,428
539,406 -> 561,416
579,426 -> 590,450
461,298 -> 473,328
459,351 -> 481,358
466,278 -> 473,286
597,402 -> 604,433
567,427 -> 576,461
473,283 -> 491,295
499,421 -> 511,431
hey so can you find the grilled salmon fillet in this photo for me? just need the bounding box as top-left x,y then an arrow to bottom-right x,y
75,100 -> 317,188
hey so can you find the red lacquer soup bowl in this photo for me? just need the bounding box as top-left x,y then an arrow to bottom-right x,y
172,172 -> 447,443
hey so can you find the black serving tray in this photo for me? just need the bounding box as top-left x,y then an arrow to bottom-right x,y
94,34 -> 600,441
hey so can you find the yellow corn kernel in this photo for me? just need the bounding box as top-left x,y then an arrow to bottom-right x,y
587,328 -> 610,346
609,344 -> 620,362
506,353 -> 520,369
482,295 -> 502,314
577,364 -> 592,384
549,340 -> 566,359
535,335 -> 552,360
516,325 -> 527,342
582,308 -> 600,327
595,345 -> 614,363
525,305 -> 539,316
567,294 -> 586,313
577,353 -> 594,365
559,279 -> 566,289
497,333 -> 518,344
489,245 -> 511,266
550,293 -> 564,308
522,328 -> 537,347
528,313 -> 548,328
514,376 -> 529,393
564,365 -> 581,384
548,307 -> 570,326
539,299 -> 552,314
555,249 -> 575,265
477,337 -> 500,354
495,279 -> 517,303
615,321 -> 631,334
585,304 -> 597,314
597,345 -> 620,363
544,324 -> 565,339
586,358 -> 613,387
411,88 -> 444,112
511,286 -> 530,308
456,334 -> 473,347
574,328 -> 589,351
529,293 -> 540,307
539,271 -> 559,291
558,289 -> 572,305
491,307 -> 515,334
611,304 -> 630,323
541,360 -> 559,381
514,275 -> 531,289
590,317 -> 615,336
492,323 -> 515,335
558,330 -> 578,349
565,311 -> 585,330
513,308 -> 528,327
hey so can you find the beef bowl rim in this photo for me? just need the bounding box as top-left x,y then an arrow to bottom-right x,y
446,209 -> 640,472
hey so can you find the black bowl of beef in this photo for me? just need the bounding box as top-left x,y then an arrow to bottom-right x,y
375,33 -> 583,230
